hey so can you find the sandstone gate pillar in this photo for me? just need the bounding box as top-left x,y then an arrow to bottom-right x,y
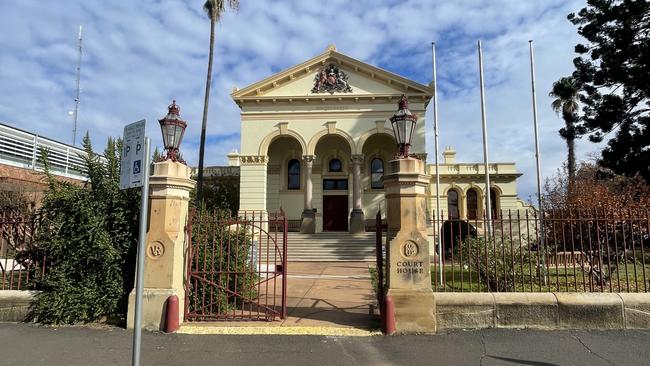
384,157 -> 436,333
127,160 -> 195,330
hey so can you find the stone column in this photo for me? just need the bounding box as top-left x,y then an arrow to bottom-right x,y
300,155 -> 315,233
349,154 -> 365,234
127,160 -> 195,331
383,157 -> 436,333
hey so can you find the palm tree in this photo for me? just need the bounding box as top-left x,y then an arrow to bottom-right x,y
549,76 -> 581,181
196,0 -> 239,206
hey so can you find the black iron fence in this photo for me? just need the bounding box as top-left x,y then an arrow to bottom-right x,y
1,212 -> 46,290
431,208 -> 649,293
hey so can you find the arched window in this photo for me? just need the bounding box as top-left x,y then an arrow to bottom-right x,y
490,188 -> 499,218
329,158 -> 342,172
467,188 -> 479,220
447,189 -> 460,219
370,158 -> 384,189
287,159 -> 300,190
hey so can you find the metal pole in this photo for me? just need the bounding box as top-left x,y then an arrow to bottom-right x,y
72,25 -> 83,146
478,40 -> 493,234
528,40 -> 547,284
431,42 -> 443,285
132,137 -> 150,366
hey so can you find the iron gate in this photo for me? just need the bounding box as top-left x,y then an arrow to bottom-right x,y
185,210 -> 287,321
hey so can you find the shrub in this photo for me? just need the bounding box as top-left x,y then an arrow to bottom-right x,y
456,235 -> 537,292
30,134 -> 139,324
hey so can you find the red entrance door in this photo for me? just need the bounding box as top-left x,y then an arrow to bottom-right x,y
323,195 -> 348,231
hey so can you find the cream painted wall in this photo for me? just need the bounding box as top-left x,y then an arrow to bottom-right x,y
240,108 -> 427,156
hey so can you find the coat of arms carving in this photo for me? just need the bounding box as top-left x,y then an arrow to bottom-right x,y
311,64 -> 353,94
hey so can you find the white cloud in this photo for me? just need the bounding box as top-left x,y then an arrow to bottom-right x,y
0,0 -> 603,200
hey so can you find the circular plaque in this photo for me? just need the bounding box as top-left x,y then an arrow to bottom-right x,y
147,241 -> 165,259
401,241 -> 419,258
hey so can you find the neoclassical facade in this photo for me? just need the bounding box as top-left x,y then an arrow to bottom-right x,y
232,45 -> 527,234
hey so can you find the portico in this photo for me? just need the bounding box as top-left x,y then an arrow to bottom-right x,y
233,45 -> 431,233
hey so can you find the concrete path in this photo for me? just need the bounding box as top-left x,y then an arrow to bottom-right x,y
183,261 -> 379,333
1,323 -> 649,365
282,262 -> 377,328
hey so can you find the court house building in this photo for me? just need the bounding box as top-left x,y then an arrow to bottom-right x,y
231,45 -> 528,234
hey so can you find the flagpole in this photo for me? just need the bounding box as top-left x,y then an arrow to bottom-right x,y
528,40 -> 547,284
528,40 -> 543,216
478,40 -> 493,234
431,42 -> 443,285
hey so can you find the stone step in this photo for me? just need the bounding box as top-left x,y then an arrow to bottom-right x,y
283,233 -> 377,261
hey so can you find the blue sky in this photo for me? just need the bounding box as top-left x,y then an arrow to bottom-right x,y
0,0 -> 604,201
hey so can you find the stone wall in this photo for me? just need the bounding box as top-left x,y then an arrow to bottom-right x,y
434,292 -> 650,330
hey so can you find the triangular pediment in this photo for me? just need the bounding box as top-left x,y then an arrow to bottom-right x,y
231,45 -> 433,104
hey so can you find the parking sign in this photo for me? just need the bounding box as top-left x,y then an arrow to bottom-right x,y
120,120 -> 146,189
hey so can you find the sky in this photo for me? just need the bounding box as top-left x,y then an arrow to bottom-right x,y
0,0 -> 605,201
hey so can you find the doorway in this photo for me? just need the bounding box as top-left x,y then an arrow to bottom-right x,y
323,195 -> 348,231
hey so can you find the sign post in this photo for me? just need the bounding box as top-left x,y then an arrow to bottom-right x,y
120,120 -> 149,366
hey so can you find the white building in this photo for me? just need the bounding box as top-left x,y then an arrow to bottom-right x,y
231,45 -> 528,234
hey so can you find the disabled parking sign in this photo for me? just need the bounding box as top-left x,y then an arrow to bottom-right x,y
120,119 -> 146,189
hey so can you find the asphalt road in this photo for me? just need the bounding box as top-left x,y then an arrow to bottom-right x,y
1,323 -> 649,366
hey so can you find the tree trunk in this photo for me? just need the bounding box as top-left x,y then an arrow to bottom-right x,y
567,136 -> 575,180
196,17 -> 216,206
562,111 -> 577,188
566,118 -> 576,183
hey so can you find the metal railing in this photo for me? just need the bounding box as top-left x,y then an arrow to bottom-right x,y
0,122 -> 105,181
432,208 -> 649,293
0,212 -> 46,290
185,210 -> 288,321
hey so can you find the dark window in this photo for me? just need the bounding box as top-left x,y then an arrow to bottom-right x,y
288,159 -> 300,190
370,158 -> 384,189
329,158 -> 342,172
467,188 -> 478,220
490,188 -> 498,218
323,179 -> 348,190
447,189 -> 459,219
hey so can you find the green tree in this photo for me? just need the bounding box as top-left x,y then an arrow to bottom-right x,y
549,76 -> 583,181
196,0 -> 239,206
201,176 -> 239,214
567,0 -> 650,181
31,134 -> 140,324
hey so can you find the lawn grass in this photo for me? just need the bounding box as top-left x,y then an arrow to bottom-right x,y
431,262 -> 650,293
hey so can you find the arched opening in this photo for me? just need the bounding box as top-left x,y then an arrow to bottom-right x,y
314,135 -> 353,232
266,136 -> 303,224
447,189 -> 460,220
361,133 -> 396,221
467,188 -> 479,220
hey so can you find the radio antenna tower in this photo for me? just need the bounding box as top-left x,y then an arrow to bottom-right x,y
72,25 -> 83,146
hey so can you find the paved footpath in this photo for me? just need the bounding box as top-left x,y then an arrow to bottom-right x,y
1,322 -> 649,366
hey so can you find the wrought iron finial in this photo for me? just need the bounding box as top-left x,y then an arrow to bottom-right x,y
398,94 -> 409,110
168,100 -> 180,115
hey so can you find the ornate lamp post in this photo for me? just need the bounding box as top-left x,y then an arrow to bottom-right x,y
158,100 -> 187,162
383,94 -> 435,333
390,95 -> 418,158
127,100 -> 195,332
